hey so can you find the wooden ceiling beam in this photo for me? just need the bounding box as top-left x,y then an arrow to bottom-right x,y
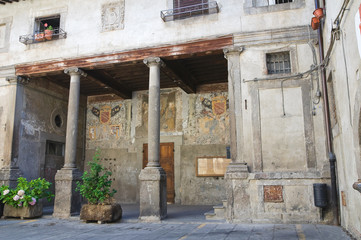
162,60 -> 196,94
86,70 -> 132,99
16,36 -> 233,76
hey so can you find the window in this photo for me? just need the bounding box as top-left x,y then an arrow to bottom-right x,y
266,52 -> 291,74
269,0 -> 293,5
255,0 -> 293,7
161,0 -> 219,22
46,141 -> 65,157
19,14 -> 67,44
34,15 -> 60,40
243,0 -> 304,15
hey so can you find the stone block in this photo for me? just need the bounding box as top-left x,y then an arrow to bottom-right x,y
139,167 -> 167,221
53,168 -> 82,219
80,203 -> 122,223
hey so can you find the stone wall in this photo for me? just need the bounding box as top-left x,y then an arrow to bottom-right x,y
322,0 -> 361,238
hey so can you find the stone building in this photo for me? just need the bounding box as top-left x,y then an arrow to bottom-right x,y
0,0 -> 350,229
319,0 -> 361,238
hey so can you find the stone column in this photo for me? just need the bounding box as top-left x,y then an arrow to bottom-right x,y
139,57 -> 167,221
223,47 -> 250,222
0,76 -> 27,187
53,67 -> 86,219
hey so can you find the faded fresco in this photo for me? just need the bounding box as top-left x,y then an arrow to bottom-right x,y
86,100 -> 131,149
136,90 -> 177,136
185,92 -> 229,145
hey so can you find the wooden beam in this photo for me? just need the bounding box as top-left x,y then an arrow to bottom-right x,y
162,60 -> 196,94
16,36 -> 233,76
86,70 -> 132,99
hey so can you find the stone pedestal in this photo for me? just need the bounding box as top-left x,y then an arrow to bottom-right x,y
139,167 -> 167,221
53,168 -> 82,219
225,163 -> 250,222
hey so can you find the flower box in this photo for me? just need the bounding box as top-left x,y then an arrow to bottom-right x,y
80,203 -> 122,224
3,203 -> 43,219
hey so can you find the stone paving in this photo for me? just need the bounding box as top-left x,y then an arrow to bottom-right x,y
0,205 -> 353,240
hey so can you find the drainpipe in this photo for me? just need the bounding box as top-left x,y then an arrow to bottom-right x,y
314,0 -> 339,225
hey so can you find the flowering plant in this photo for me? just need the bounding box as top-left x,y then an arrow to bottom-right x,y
0,177 -> 53,208
44,23 -> 53,31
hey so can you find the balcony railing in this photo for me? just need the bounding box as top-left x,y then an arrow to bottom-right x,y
161,1 -> 219,22
19,28 -> 67,45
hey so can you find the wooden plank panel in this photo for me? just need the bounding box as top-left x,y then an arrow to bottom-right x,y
143,143 -> 175,203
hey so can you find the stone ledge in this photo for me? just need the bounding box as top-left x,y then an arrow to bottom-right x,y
251,171 -> 322,180
139,167 -> 166,181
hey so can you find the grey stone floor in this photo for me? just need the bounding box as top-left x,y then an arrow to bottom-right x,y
0,204 -> 353,240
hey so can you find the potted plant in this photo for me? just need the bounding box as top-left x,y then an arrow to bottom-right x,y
35,32 -> 45,42
44,23 -> 54,40
76,149 -> 121,224
0,177 -> 53,219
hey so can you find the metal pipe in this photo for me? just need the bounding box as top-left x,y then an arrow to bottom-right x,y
314,0 -> 339,225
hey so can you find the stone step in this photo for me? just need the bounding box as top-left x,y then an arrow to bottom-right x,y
213,205 -> 225,218
222,200 -> 227,207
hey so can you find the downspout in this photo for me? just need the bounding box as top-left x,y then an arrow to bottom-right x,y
314,0 -> 339,225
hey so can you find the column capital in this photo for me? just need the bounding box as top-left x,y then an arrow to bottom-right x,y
143,57 -> 165,68
223,46 -> 244,58
6,76 -> 30,85
64,67 -> 87,77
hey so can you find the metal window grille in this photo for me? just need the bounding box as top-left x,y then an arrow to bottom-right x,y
161,1 -> 219,22
266,52 -> 291,74
275,0 -> 293,3
264,0 -> 293,6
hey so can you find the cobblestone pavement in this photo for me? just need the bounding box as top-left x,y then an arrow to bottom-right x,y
0,205 -> 353,240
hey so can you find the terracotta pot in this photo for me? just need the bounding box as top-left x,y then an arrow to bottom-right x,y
35,33 -> 45,42
2,203 -> 43,219
44,29 -> 54,40
80,203 -> 122,223
311,17 -> 320,30
313,8 -> 324,19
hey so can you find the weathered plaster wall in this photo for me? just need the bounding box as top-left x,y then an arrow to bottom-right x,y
0,0 -> 315,67
17,79 -> 86,180
322,0 -> 361,238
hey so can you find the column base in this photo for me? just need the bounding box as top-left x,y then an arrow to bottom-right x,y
53,168 -> 82,219
225,162 -> 251,222
0,167 -> 23,187
139,167 -> 167,221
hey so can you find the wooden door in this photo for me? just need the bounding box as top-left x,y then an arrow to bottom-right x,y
143,143 -> 175,203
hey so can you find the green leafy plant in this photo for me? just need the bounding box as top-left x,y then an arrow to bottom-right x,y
76,149 -> 116,205
44,23 -> 53,31
0,177 -> 53,208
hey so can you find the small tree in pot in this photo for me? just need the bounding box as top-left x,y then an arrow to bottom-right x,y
76,149 -> 121,223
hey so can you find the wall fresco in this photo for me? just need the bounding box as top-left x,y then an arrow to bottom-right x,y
185,92 -> 229,145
